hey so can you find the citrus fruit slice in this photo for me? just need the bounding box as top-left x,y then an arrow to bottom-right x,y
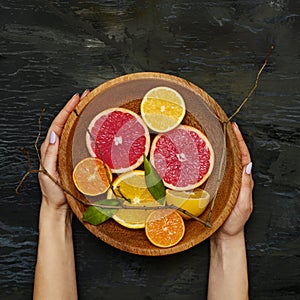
86,108 -> 150,173
106,170 -> 161,229
140,86 -> 186,133
145,209 -> 185,248
72,157 -> 112,196
165,188 -> 210,220
150,125 -> 214,190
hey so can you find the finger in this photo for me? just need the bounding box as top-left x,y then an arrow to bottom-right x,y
237,163 -> 254,218
231,122 -> 251,166
42,131 -> 59,175
41,93 -> 80,164
40,130 -> 57,161
48,93 -> 80,139
80,89 -> 90,99
42,93 -> 80,154
40,140 -> 47,161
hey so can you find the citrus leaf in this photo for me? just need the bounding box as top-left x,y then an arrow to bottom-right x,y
82,199 -> 119,226
143,155 -> 165,205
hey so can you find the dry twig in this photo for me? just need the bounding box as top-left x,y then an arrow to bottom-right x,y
16,45 -> 274,228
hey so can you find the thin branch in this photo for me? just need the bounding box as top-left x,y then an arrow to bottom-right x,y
203,46 -> 275,224
115,186 -> 132,203
228,45 -> 275,121
175,206 -> 212,227
207,122 -> 227,223
15,146 -> 41,194
17,46 -> 274,229
86,126 -> 122,200
16,109 -> 211,226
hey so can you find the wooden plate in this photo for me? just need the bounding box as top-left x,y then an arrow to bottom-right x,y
58,72 -> 242,256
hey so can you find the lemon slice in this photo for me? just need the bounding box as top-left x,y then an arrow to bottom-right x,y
107,170 -> 160,229
165,188 -> 210,219
141,86 -> 186,133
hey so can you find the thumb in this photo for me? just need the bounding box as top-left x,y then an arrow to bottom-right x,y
242,162 -> 254,191
237,162 -> 254,219
42,131 -> 59,175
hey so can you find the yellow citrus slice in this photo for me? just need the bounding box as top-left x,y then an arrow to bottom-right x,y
72,157 -> 112,196
165,188 -> 210,220
145,209 -> 185,248
106,170 -> 161,229
140,86 -> 186,133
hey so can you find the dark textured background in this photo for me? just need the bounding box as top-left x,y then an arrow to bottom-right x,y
1,1 -> 299,299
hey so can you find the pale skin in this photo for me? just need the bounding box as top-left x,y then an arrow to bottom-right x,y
208,122 -> 254,300
34,93 -> 253,300
33,91 -> 89,300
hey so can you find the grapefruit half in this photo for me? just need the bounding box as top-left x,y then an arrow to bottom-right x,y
86,108 -> 150,173
150,125 -> 214,191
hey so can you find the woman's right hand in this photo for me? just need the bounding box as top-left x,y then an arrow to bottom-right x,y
212,122 -> 254,240
208,123 -> 253,300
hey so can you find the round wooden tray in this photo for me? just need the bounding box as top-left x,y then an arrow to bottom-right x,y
58,72 -> 242,256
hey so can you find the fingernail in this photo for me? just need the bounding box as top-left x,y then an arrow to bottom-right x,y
233,122 -> 239,129
82,89 -> 89,95
71,92 -> 79,99
49,131 -> 56,144
245,162 -> 252,175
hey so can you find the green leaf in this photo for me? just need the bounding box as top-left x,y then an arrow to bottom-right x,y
143,155 -> 166,205
82,199 -> 120,226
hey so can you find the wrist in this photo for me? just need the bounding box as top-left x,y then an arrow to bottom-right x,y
210,230 -> 247,283
211,228 -> 244,242
208,230 -> 249,300
210,230 -> 245,250
39,199 -> 73,228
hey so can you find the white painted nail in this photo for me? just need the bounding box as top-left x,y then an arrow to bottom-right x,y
49,131 -> 56,144
245,162 -> 253,175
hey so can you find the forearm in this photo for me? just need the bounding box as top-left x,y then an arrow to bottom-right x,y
33,201 -> 77,300
208,231 -> 248,300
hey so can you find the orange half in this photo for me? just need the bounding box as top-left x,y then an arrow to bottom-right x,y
145,209 -> 185,248
72,157 -> 112,196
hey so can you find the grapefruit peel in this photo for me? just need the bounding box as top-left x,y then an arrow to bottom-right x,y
86,107 -> 150,174
150,125 -> 214,191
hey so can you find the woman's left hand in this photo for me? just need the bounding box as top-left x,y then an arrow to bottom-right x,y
38,90 -> 89,211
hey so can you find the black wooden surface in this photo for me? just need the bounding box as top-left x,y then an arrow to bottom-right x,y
1,1 -> 299,299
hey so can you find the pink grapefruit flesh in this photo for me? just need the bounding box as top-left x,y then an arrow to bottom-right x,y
150,125 -> 214,190
86,108 -> 150,173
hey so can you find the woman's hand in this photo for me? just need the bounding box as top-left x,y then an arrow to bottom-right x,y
38,90 -> 89,212
33,90 -> 89,299
212,122 -> 254,240
34,90 -> 89,300
208,123 -> 253,300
